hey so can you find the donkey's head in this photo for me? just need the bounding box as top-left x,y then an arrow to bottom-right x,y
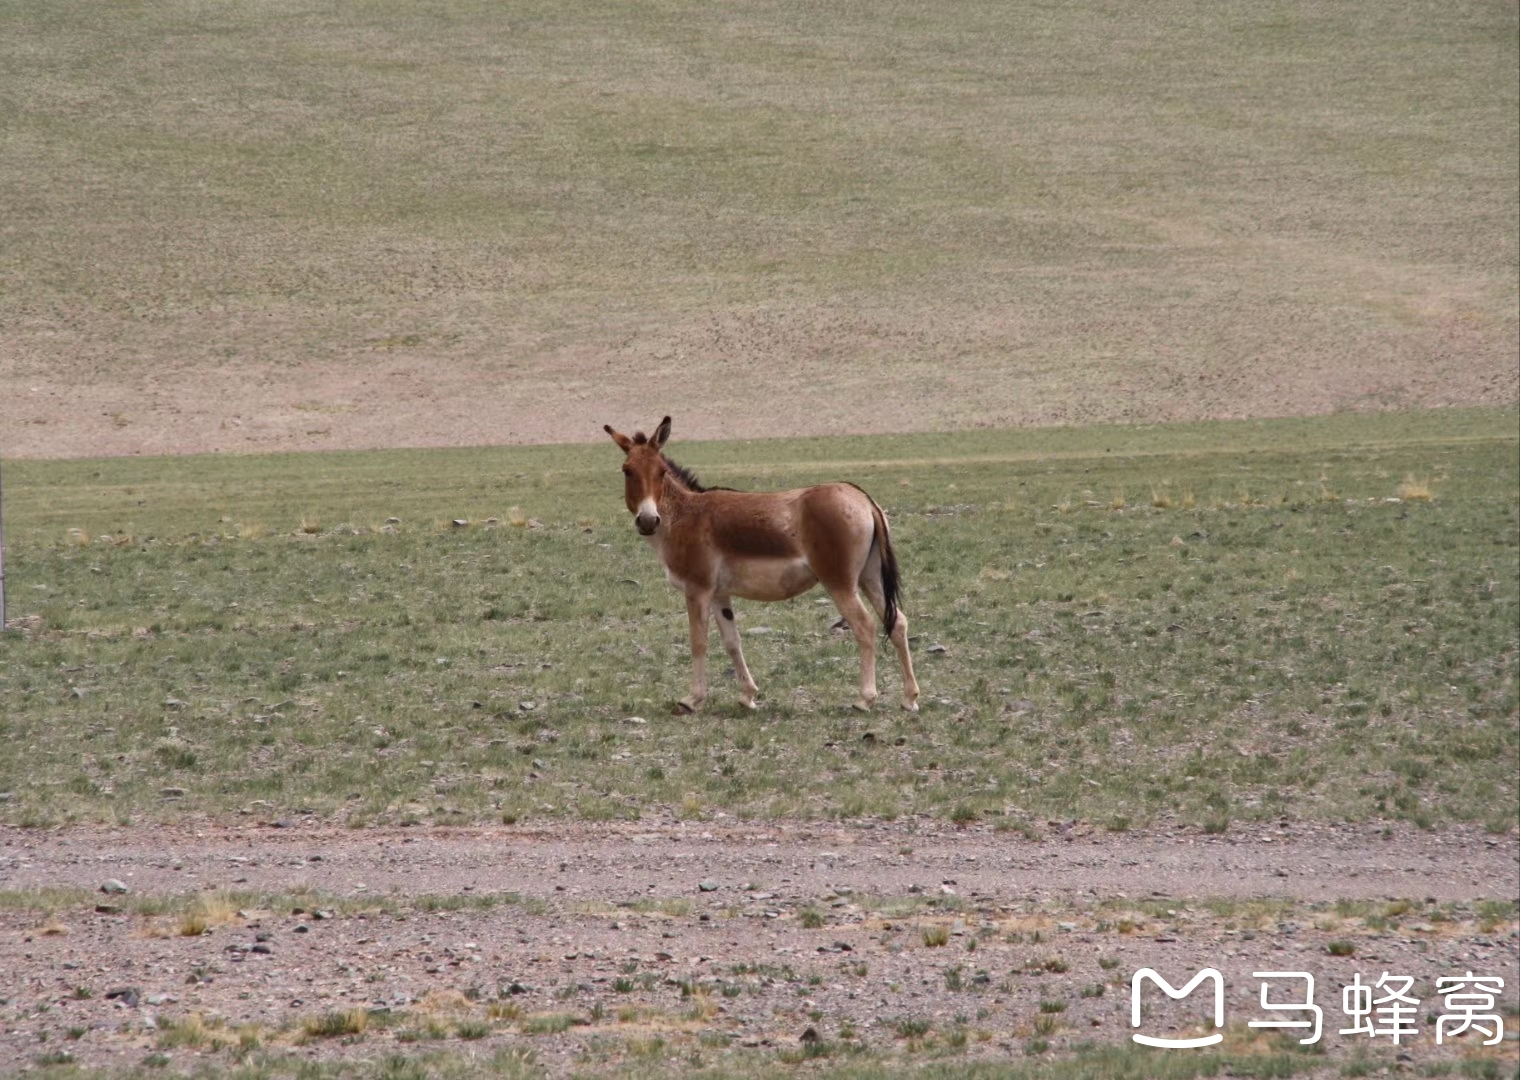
604,416 -> 673,536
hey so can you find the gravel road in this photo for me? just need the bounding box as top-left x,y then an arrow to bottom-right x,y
2,819 -> 1516,1075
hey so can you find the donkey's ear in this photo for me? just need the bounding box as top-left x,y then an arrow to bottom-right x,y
651,416 -> 672,450
604,424 -> 633,452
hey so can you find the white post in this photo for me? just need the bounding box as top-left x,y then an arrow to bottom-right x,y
0,450 -> 6,631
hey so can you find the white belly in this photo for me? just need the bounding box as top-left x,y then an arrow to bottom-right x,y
719,556 -> 818,602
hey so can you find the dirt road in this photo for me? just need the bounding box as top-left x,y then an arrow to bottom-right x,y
1,818 -> 1515,1075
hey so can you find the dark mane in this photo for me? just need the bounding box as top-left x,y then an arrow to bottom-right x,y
663,456 -> 734,494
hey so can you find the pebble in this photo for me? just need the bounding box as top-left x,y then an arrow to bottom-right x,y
100,879 -> 129,895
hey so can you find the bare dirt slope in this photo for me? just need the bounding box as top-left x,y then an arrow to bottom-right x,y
5,322 -> 1517,461
2,820 -> 1515,1075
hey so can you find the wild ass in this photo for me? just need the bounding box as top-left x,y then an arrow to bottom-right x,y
605,417 -> 919,714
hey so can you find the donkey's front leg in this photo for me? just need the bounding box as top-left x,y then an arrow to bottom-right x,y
675,593 -> 712,715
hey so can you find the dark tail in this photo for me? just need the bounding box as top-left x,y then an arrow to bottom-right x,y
870,499 -> 903,640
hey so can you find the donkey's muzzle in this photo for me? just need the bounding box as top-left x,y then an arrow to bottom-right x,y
635,513 -> 660,536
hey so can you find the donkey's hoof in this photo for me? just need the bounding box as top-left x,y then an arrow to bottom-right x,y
851,698 -> 875,713
673,700 -> 697,716
902,699 -> 920,713
739,697 -> 759,711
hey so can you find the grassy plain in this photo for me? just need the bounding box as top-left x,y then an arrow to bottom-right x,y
1,0 -> 1515,456
2,409 -> 1515,833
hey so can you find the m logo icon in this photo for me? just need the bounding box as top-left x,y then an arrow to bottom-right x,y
1131,967 -> 1226,1048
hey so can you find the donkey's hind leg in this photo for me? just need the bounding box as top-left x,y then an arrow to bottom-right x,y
859,552 -> 920,712
714,599 -> 760,709
828,587 -> 880,712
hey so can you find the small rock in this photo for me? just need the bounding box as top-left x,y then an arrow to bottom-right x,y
106,987 -> 140,1007
145,993 -> 173,1006
800,1026 -> 819,1044
927,643 -> 949,654
698,880 -> 720,893
160,787 -> 186,799
100,879 -> 129,895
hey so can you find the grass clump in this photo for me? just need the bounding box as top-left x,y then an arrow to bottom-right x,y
304,1010 -> 369,1039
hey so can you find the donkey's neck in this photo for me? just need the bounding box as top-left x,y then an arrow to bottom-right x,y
661,456 -> 708,494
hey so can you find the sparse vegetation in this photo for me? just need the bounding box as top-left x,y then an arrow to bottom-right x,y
4,410 -> 1513,832
2,0 -> 1513,463
0,7 -> 1513,1078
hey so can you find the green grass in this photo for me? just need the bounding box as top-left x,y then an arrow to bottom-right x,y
1,410 -> 1515,830
0,0 -> 1514,455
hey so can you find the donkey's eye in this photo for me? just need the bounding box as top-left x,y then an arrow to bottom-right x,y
622,465 -> 633,476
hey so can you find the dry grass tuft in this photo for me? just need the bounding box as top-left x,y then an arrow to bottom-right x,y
303,1009 -> 369,1039
416,989 -> 475,1015
1396,475 -> 1434,501
177,892 -> 241,937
